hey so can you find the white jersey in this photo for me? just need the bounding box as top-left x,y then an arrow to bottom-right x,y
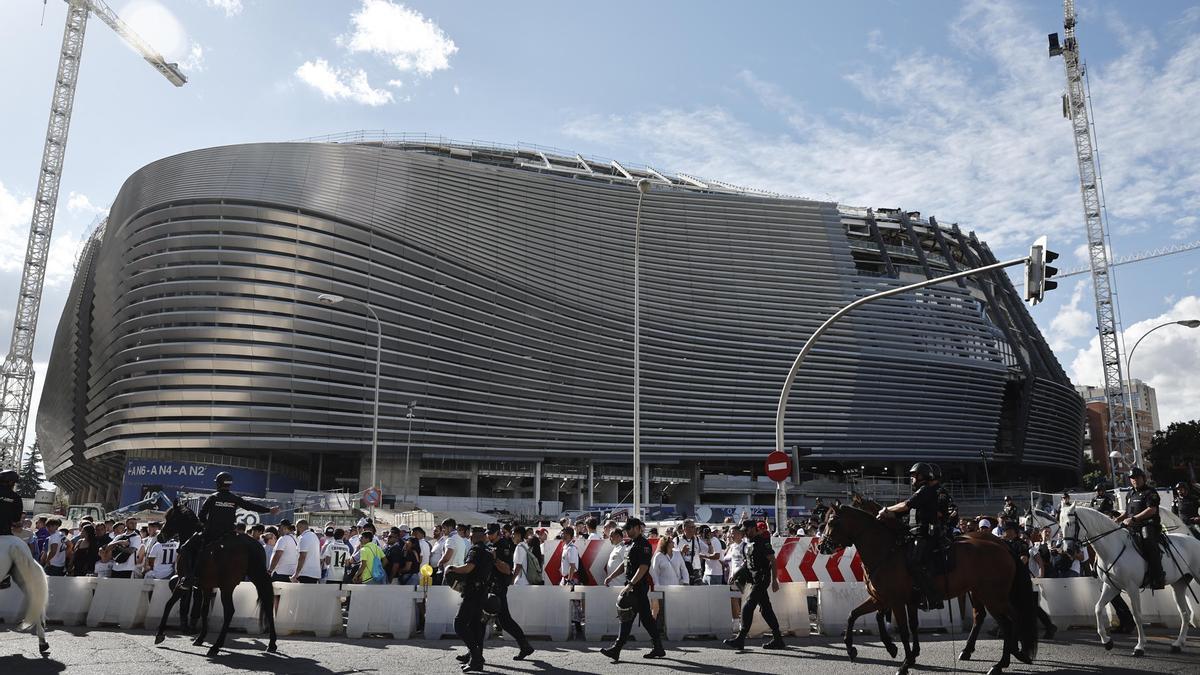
322,540 -> 351,583
45,531 -> 67,567
272,533 -> 299,576
559,541 -> 580,583
297,530 -> 323,579
113,532 -> 142,572
147,541 -> 179,579
513,542 -> 530,586
606,543 -> 629,586
702,538 -> 724,576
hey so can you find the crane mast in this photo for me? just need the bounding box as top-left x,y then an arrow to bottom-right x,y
0,0 -> 184,471
1049,0 -> 1135,467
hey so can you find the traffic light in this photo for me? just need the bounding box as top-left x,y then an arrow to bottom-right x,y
1024,235 -> 1060,305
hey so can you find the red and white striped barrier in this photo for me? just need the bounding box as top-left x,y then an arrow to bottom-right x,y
542,536 -> 864,586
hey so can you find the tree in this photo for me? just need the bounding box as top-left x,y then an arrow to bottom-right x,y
16,442 -> 44,498
1147,420 -> 1200,487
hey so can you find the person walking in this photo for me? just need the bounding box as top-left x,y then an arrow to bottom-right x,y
480,523 -> 534,661
599,518 -> 665,662
447,526 -> 494,672
723,521 -> 785,650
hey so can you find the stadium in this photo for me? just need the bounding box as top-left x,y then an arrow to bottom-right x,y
35,134 -> 1084,512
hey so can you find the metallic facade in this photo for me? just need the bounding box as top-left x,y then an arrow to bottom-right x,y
37,140 -> 1083,498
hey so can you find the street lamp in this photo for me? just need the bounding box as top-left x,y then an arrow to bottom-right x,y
632,178 -> 651,518
1124,318 -> 1199,467
317,293 -> 383,518
1108,450 -> 1122,489
404,400 -> 417,505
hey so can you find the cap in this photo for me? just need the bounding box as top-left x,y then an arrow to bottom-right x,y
978,518 -> 993,529
486,523 -> 501,534
397,523 -> 411,531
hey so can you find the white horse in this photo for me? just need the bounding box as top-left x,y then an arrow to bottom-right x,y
0,535 -> 50,655
1059,504 -> 1200,656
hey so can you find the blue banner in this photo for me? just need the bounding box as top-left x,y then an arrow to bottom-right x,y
120,459 -> 304,507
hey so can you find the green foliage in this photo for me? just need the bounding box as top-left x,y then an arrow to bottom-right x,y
16,442 -> 44,498
1147,420 -> 1200,487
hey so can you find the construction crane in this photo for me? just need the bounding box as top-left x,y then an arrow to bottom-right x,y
1056,237 -> 1200,280
0,0 -> 185,471
1048,0 -> 1137,468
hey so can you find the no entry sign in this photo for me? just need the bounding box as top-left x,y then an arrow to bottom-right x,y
765,450 -> 792,482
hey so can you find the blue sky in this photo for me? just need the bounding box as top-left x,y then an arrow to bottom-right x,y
0,0 -> 1198,437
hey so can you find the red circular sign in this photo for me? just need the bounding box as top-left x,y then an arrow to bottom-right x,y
765,450 -> 792,482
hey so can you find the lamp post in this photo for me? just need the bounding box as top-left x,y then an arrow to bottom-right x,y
404,400 -> 417,505
1108,450 -> 1122,490
1124,319 -> 1200,467
632,178 -> 651,518
317,293 -> 382,518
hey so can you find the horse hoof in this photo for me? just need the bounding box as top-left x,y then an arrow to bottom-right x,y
192,639 -> 204,647
154,634 -> 165,645
39,643 -> 50,656
986,668 -> 1003,675
267,643 -> 278,653
1103,640 -> 1113,651
206,646 -> 220,658
958,649 -> 973,661
1170,645 -> 1182,654
885,643 -> 898,658
1132,648 -> 1144,657
846,645 -> 857,661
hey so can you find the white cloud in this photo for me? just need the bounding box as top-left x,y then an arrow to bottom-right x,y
180,41 -> 205,73
295,59 -> 393,106
0,181 -> 33,274
341,0 -> 458,80
1070,295 -> 1200,427
205,0 -> 243,17
66,192 -> 107,218
561,1 -> 1200,256
1048,280 -> 1095,352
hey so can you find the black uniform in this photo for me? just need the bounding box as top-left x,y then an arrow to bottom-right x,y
453,540 -> 495,667
0,484 -> 21,534
1173,489 -> 1200,538
487,536 -> 532,651
811,502 -> 829,528
1001,502 -> 1019,523
735,533 -> 782,641
1091,492 -> 1115,517
1125,485 -> 1164,588
182,487 -> 272,582
609,534 -> 663,653
906,483 -> 944,609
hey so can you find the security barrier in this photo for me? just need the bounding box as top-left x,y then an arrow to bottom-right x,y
499,585 -> 575,641
274,582 -> 343,637
422,585 -> 463,639
1035,577 -> 1102,629
660,584 -> 735,640
345,585 -> 420,639
743,582 -> 810,637
47,576 -> 97,625
575,585 -> 662,642
86,577 -> 151,629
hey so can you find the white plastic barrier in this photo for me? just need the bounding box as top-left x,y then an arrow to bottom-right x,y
143,579 -> 177,629
816,581 -> 871,636
274,582 -> 343,637
208,582 -> 271,634
499,585 -> 574,641
86,577 -> 152,629
346,585 -> 420,639
577,585 -> 663,642
47,576 -> 96,625
423,585 -> 463,639
661,585 -> 734,640
1036,577 -> 1102,629
743,581 -> 810,638
0,580 -> 26,623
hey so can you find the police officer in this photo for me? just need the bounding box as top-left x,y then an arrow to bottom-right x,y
180,471 -> 277,590
811,497 -> 829,529
1091,483 -> 1116,517
1121,467 -> 1164,589
447,526 -> 494,672
723,521 -> 785,650
600,517 -> 665,662
1172,481 -> 1200,538
930,465 -> 957,531
0,470 -> 21,589
879,462 -> 943,610
480,523 -> 534,661
1000,495 -> 1019,523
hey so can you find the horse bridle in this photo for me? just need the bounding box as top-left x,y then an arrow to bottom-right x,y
1061,508 -> 1129,583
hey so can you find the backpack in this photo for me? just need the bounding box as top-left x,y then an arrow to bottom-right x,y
365,543 -> 387,584
524,545 -> 544,585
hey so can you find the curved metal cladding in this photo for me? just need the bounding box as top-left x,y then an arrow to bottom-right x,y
37,141 -> 1083,493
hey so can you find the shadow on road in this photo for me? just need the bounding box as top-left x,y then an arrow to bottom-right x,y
0,655 -> 67,675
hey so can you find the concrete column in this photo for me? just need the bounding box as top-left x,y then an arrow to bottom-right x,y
588,462 -> 595,508
642,464 -> 650,506
469,461 -> 479,499
534,461 -> 542,513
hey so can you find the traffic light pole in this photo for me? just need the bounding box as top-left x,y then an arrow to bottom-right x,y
775,255 -> 1031,455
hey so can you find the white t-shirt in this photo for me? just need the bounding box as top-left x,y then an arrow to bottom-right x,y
322,540 -> 351,582
147,541 -> 178,579
45,531 -> 67,567
431,536 -> 446,567
587,532 -> 602,541
297,530 -> 323,578
513,542 -> 530,586
415,537 -> 431,567
448,533 -> 467,566
606,542 -> 628,586
272,533 -> 299,576
702,538 -> 724,576
348,534 -> 362,550
559,541 -> 580,583
651,550 -> 688,586
676,535 -> 700,574
114,533 -> 142,572
723,539 -> 747,576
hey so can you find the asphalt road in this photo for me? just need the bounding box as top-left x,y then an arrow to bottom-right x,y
2,627 -> 1198,674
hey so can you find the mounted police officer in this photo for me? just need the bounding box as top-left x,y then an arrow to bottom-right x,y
1172,481 -> 1200,539
811,497 -> 829,529
1121,467 -> 1164,590
723,521 -> 785,650
447,526 -> 494,672
1090,483 -> 1116,517
0,470 -> 21,589
478,523 -> 534,662
879,462 -> 944,610
1000,495 -> 1019,523
179,471 -> 276,590
930,465 -> 957,530
600,517 -> 665,662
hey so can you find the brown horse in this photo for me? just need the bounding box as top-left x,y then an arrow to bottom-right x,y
821,505 -> 1037,675
154,503 -> 278,657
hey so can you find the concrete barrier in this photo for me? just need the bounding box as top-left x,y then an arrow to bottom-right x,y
86,577 -> 152,629
423,586 -> 463,639
816,581 -> 870,636
274,582 -> 344,637
660,584 -> 734,640
496,585 -> 575,641
743,582 -> 810,638
346,585 -> 419,639
577,586 -> 663,642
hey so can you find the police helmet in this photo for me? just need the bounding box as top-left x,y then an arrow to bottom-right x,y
616,591 -> 637,622
214,471 -> 233,488
1095,482 -> 1108,492
1176,481 -> 1192,493
0,469 -> 17,484
929,464 -> 943,480
909,463 -> 933,480
1128,467 -> 1147,479
481,594 -> 501,619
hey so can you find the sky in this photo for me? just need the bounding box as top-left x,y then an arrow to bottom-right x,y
0,0 -> 1198,453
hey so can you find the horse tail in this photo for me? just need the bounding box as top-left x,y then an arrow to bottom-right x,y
1007,554 -> 1038,662
8,539 -> 48,631
244,537 -> 275,627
